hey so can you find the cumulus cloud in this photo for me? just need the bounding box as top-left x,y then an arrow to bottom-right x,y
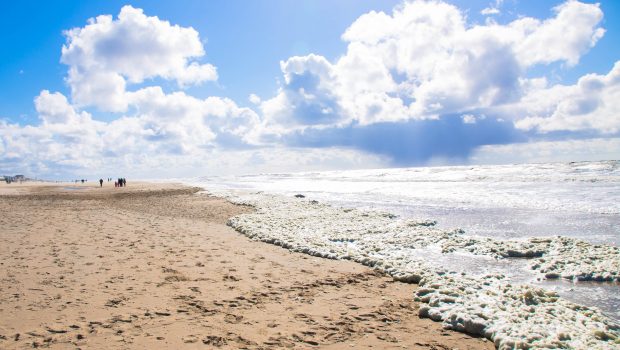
35,90 -> 93,125
2,5 -> 267,178
62,5 -> 217,112
260,54 -> 345,132
251,0 -> 616,164
259,0 -> 605,135
512,61 -> 620,134
0,91 -> 105,174
0,1 -> 617,178
0,114 -> 385,177
513,1 -> 605,67
0,86 -> 265,177
127,86 -> 261,149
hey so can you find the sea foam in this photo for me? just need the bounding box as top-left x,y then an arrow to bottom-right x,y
220,191 -> 620,349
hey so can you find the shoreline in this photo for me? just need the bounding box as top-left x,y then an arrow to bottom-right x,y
0,182 -> 492,349
210,186 -> 620,348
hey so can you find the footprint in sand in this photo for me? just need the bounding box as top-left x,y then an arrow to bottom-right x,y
224,314 -> 243,324
222,274 -> 240,282
202,335 -> 227,346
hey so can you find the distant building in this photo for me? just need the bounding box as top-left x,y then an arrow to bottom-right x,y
14,175 -> 25,181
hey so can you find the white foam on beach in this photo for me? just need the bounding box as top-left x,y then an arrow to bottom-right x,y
186,160 -> 620,348
221,192 -> 619,349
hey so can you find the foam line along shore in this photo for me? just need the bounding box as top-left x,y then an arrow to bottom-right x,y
187,160 -> 620,349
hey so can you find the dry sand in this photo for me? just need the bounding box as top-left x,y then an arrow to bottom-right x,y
0,182 -> 493,349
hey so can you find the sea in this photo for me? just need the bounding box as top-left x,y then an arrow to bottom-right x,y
186,160 -> 620,323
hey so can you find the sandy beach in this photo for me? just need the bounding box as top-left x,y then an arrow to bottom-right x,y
0,182 -> 492,349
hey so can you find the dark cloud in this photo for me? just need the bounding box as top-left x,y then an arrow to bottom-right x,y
283,115 -> 524,166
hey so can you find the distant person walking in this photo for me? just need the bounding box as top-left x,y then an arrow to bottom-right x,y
99,179 -> 103,187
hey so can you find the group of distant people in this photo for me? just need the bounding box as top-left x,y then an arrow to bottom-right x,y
96,177 -> 127,188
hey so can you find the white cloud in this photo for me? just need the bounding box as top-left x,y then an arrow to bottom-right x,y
2,5 -> 266,178
0,91 -> 106,173
1,1 -> 616,178
481,7 -> 500,15
461,114 -> 477,124
513,1 -> 605,67
66,68 -> 128,113
0,113 -> 385,177
0,84 -> 265,177
260,0 -> 605,133
249,93 -> 261,104
61,5 -> 217,112
481,0 -> 503,16
127,86 -> 261,147
260,54 -> 344,132
35,90 -> 92,125
512,61 -> 620,133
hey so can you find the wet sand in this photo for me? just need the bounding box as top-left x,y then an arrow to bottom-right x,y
0,182 -> 493,349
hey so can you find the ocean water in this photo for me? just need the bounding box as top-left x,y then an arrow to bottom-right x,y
195,160 -> 620,243
187,160 -> 620,326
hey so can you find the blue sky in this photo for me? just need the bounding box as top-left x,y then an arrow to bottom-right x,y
1,0 -> 619,178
